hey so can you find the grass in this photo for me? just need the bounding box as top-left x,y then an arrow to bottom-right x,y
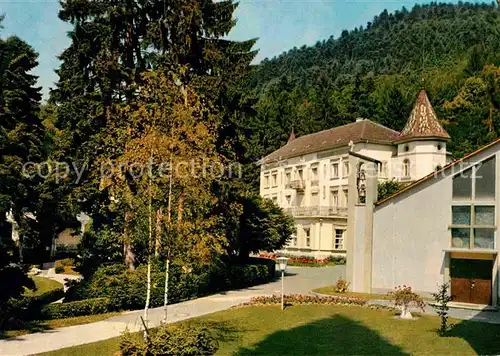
313,285 -> 434,301
39,304 -> 500,356
24,276 -> 63,296
3,313 -> 121,339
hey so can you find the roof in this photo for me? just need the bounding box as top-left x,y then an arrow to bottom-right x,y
263,119 -> 399,163
376,137 -> 500,206
394,90 -> 450,143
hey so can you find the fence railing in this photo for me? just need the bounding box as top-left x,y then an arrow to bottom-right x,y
284,206 -> 348,217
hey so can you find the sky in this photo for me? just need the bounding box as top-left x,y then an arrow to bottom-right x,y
0,0 -> 489,99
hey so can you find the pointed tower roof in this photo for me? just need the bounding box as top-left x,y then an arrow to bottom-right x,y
287,130 -> 296,144
395,90 -> 450,143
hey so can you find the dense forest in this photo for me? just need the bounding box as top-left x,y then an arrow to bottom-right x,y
242,2 -> 500,166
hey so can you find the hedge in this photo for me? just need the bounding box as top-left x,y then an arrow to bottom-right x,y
120,324 -> 218,356
10,285 -> 65,320
40,297 -> 113,320
64,258 -> 276,313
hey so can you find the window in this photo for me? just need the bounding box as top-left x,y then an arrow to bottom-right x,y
285,171 -> 291,185
451,157 -> 496,250
331,162 -> 339,179
272,172 -> 277,187
343,161 -> 349,177
272,195 -> 278,204
452,168 -> 472,201
403,159 -> 410,178
437,144 -> 442,151
378,161 -> 388,177
311,167 -> 318,180
343,189 -> 348,207
451,205 -> 495,249
324,164 -> 327,178
285,195 -> 291,206
475,157 -> 495,200
404,145 -> 409,152
264,175 -> 269,188
304,228 -> 311,247
334,229 -> 345,250
330,190 -> 339,207
297,169 -> 304,181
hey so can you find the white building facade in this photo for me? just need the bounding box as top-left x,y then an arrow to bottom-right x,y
347,138 -> 500,306
260,90 -> 451,258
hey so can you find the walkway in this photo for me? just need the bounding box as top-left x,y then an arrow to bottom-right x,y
0,266 -> 343,356
367,299 -> 500,324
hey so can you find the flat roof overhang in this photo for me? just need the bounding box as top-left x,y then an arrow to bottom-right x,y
443,248 -> 498,254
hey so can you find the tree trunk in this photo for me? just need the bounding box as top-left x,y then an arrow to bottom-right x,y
155,207 -> 162,256
124,210 -> 135,271
399,305 -> 413,319
163,257 -> 170,323
143,258 -> 151,339
144,160 -> 153,338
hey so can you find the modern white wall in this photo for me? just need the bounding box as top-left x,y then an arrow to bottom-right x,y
372,176 -> 451,294
372,145 -> 499,296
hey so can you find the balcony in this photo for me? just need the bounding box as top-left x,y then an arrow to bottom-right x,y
288,180 -> 305,192
285,206 -> 348,218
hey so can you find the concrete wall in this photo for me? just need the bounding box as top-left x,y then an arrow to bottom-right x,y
372,145 -> 500,297
372,175 -> 451,293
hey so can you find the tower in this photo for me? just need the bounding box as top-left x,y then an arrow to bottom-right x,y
394,90 -> 450,181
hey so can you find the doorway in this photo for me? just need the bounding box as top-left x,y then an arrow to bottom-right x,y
450,258 -> 492,305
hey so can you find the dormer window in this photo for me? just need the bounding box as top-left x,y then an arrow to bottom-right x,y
403,159 -> 410,178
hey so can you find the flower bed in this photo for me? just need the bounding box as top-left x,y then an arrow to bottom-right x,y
258,252 -> 346,266
240,294 -> 367,307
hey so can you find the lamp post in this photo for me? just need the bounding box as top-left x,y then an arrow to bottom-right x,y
276,257 -> 288,311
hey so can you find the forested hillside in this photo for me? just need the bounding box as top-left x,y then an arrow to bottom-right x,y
242,2 -> 500,164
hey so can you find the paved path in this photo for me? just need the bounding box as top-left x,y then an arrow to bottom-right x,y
367,299 -> 500,324
0,266 -> 343,356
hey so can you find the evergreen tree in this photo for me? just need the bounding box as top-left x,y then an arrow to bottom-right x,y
52,0 -> 257,267
0,34 -> 46,261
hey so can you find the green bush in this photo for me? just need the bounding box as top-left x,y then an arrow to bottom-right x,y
9,284 -> 65,320
40,297 -> 113,319
120,324 -> 218,356
65,258 -> 275,313
55,266 -> 65,274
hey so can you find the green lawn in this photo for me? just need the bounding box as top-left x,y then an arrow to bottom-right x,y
40,304 -> 500,355
3,313 -> 121,339
24,276 -> 63,296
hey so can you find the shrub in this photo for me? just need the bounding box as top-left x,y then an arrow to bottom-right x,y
65,258 -> 275,312
120,324 -> 218,356
9,284 -> 65,321
55,266 -> 65,274
334,278 -> 350,293
40,297 -> 113,319
431,282 -> 453,335
387,285 -> 425,319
